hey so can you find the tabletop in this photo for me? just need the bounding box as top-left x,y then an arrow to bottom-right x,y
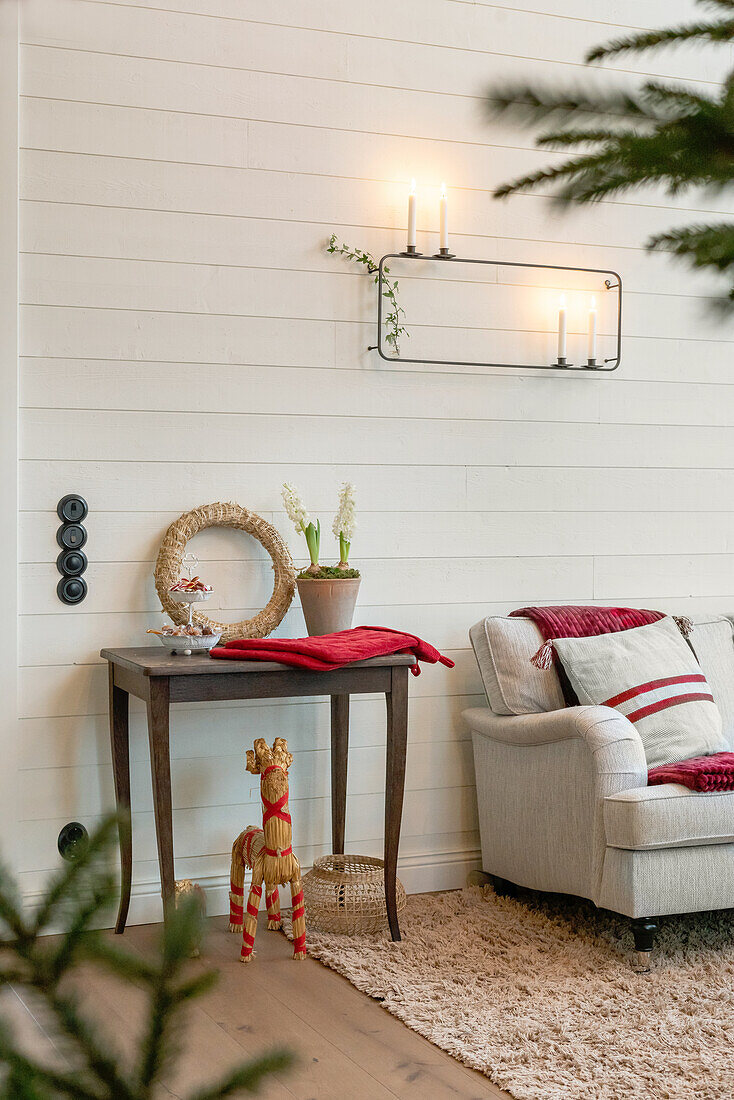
100,646 -> 417,677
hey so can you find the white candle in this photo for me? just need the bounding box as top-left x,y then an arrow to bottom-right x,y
407,179 -> 417,249
588,295 -> 597,361
439,182 -> 448,251
557,294 -> 567,360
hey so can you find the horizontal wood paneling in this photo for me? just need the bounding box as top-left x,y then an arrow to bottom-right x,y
16,787 -> 480,874
21,253 -> 734,347
20,202 -> 727,300
20,508 -> 734,568
21,360 -> 734,428
20,459 -> 468,512
17,653 -> 481,720
20,149 -> 726,253
19,738 -> 476,821
21,408 -> 734,468
22,305 -> 734,384
20,460 -> 734,518
18,0 -> 724,90
19,556 -> 593,614
17,0 -> 734,913
17,693 -> 480,770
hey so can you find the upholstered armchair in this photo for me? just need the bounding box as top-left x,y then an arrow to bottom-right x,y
463,614 -> 734,964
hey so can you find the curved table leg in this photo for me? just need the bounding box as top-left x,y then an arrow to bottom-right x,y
385,666 -> 408,941
108,664 -> 131,934
147,677 -> 175,920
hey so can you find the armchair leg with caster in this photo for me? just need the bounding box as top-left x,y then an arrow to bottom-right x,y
631,917 -> 658,972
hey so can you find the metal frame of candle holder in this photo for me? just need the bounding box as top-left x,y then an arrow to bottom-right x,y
368,253 -> 622,372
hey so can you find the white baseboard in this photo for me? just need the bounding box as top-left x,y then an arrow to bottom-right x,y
124,846 -> 483,928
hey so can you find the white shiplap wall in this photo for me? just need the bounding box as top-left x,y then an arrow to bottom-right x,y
14,0 -> 734,920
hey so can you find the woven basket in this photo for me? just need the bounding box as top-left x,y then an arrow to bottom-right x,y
302,854 -> 407,935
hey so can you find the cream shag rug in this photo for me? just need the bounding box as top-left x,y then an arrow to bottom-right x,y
287,886 -> 734,1099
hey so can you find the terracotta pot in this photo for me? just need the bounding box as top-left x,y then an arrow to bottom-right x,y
296,577 -> 361,636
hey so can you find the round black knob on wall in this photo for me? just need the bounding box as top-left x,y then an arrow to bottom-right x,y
56,495 -> 90,604
57,494 -> 88,523
58,821 -> 89,862
57,523 -> 87,550
57,576 -> 88,605
57,549 -> 87,576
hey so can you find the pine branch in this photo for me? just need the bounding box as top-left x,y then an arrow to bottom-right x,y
187,1050 -> 294,1100
0,818 -> 292,1099
485,3 -> 734,307
494,150 -> 626,199
31,816 -> 119,936
487,84 -> 661,125
587,17 -> 734,62
80,940 -> 160,986
0,864 -> 32,947
45,874 -> 117,983
648,220 -> 734,271
0,1064 -> 49,1100
642,81 -> 719,115
535,128 -> 643,148
173,971 -> 219,1005
0,1024 -> 103,1100
45,988 -> 136,1100
136,894 -> 206,1094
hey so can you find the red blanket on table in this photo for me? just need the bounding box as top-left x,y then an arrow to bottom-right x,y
648,753 -> 734,792
210,626 -> 455,676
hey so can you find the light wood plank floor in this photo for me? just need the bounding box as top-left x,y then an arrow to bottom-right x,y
11,910 -> 511,1099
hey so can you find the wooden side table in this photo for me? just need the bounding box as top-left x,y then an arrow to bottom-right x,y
101,647 -> 415,941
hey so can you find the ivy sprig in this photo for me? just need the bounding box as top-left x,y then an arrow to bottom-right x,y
327,234 -> 408,355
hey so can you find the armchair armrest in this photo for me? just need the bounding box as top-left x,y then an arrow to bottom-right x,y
463,705 -> 648,903
463,704 -> 647,788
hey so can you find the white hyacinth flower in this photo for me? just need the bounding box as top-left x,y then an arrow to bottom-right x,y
281,482 -> 310,533
333,482 -> 357,540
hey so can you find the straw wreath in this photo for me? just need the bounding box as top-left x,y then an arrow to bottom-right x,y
154,502 -> 296,642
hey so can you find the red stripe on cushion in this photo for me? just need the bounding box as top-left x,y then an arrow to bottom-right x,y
603,673 -> 707,709
627,692 -> 714,723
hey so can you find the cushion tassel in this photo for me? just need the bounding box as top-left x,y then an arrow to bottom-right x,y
673,615 -> 694,638
530,639 -> 554,670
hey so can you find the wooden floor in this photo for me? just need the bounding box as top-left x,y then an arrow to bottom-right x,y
10,911 -> 510,1100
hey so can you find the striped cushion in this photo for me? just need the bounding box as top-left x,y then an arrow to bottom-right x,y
553,617 -> 726,768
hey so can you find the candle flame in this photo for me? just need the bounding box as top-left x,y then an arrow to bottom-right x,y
410,178 -> 416,195
591,295 -> 597,309
559,293 -> 566,309
440,182 -> 447,198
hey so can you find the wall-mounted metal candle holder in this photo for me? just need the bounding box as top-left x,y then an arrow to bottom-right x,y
368,254 -> 622,372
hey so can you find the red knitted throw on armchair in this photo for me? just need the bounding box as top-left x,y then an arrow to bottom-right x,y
509,606 -> 692,669
648,752 -> 734,792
